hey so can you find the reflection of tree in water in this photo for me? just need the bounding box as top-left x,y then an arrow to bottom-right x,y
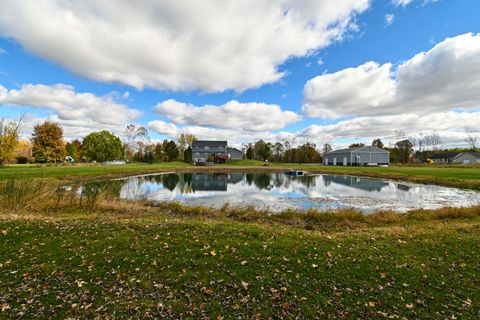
162,174 -> 180,191
82,180 -> 125,200
272,173 -> 285,188
293,175 -> 316,188
184,173 -> 193,185
143,175 -> 164,184
254,173 -> 272,190
176,173 -> 193,193
323,176 -> 331,187
246,173 -> 254,186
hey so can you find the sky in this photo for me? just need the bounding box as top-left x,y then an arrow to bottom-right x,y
0,0 -> 480,149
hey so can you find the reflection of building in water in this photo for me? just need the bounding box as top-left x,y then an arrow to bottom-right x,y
227,173 -> 243,184
192,173 -> 227,191
323,175 -> 389,192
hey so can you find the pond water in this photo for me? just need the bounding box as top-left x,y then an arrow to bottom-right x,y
88,172 -> 480,213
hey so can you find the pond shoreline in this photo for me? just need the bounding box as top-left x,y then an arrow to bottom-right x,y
77,172 -> 479,214
55,165 -> 480,191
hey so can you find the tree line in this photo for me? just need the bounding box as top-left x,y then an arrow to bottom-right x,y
0,119 -> 194,165
2,116 -> 479,166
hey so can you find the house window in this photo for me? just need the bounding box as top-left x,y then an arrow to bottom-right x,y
205,146 -> 210,150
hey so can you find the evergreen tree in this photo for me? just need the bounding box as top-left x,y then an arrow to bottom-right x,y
165,140 -> 179,161
184,146 -> 192,163
246,146 -> 254,160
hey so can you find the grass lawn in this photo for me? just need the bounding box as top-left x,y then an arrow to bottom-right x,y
0,162 -> 192,180
1,211 -> 479,319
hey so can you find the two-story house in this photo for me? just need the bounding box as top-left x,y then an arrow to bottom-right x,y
192,140 -> 228,164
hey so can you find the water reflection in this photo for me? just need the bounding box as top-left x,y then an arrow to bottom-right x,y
322,175 -> 389,192
91,172 -> 479,213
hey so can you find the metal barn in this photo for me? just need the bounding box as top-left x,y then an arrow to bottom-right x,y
324,146 -> 390,166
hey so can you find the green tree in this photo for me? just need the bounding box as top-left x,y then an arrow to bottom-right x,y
184,146 -> 192,163
254,140 -> 272,161
0,118 -> 21,165
395,140 -> 414,164
372,139 -> 384,149
82,131 -> 125,162
31,121 -> 65,163
273,142 -> 284,162
66,139 -> 82,161
349,143 -> 365,148
165,140 -> 179,162
246,146 -> 254,160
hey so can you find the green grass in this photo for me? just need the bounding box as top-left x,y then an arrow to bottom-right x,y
0,161 -> 192,179
0,213 -> 479,319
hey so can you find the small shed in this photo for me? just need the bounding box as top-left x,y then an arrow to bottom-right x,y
324,146 -> 389,166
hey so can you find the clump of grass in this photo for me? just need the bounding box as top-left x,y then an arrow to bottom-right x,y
0,179 -> 52,209
0,179 -> 129,213
149,201 -> 480,232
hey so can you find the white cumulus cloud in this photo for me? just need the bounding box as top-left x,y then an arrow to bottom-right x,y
0,83 -> 142,138
303,61 -> 395,119
303,33 -> 480,119
154,99 -> 301,132
0,0 -> 369,92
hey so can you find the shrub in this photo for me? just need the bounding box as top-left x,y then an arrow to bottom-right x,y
16,156 -> 29,164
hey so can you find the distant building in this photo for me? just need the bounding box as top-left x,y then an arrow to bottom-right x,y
192,140 -> 228,164
227,147 -> 243,160
452,152 -> 480,164
324,146 -> 389,166
429,152 -> 457,164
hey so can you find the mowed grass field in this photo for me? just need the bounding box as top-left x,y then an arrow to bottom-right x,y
1,212 -> 479,319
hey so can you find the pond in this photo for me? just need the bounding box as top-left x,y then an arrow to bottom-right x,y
87,172 -> 480,213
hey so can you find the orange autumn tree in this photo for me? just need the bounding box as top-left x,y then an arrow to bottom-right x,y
31,121 -> 66,163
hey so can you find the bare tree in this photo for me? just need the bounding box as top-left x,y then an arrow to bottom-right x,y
428,132 -> 442,151
124,124 -> 148,153
465,127 -> 479,151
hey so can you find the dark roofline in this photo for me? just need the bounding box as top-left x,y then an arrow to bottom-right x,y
430,152 -> 458,159
192,140 -> 227,147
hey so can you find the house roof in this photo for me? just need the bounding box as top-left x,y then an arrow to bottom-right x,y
227,147 -> 242,153
192,140 -> 227,147
430,152 -> 458,160
325,145 -> 389,155
453,151 -> 480,159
